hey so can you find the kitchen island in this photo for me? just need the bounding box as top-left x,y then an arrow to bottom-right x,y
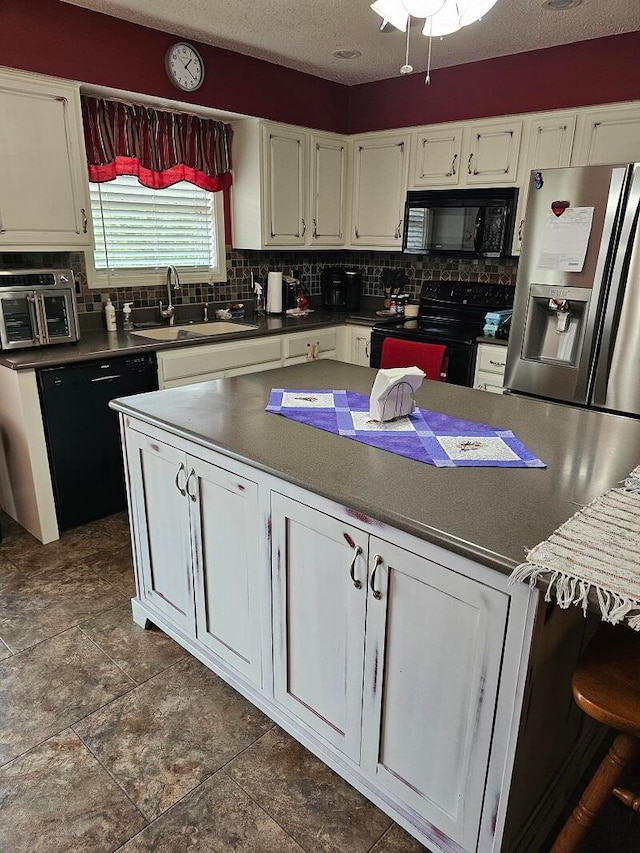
111,361 -> 640,853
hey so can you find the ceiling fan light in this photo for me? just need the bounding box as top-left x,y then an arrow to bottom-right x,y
401,0 -> 446,18
422,0 -> 463,36
457,0 -> 499,26
371,0 -> 410,31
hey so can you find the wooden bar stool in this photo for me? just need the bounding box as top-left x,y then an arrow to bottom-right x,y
551,625 -> 640,852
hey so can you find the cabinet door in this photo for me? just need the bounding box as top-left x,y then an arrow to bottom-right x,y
351,327 -> 372,367
262,126 -> 307,246
126,429 -> 195,634
574,106 -> 640,166
465,119 -> 522,185
271,493 -> 368,761
351,135 -> 409,247
412,125 -> 463,187
0,73 -> 90,248
310,135 -> 346,245
189,455 -> 262,685
361,538 -> 508,851
513,114 -> 577,253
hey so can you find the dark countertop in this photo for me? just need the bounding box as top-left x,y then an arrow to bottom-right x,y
0,310 -> 377,371
476,336 -> 509,347
110,360 -> 640,578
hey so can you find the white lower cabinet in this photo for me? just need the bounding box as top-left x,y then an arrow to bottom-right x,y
126,423 -> 262,685
474,343 -> 508,394
127,428 -> 195,634
270,492 -> 509,851
271,494 -> 368,762
361,537 -> 508,851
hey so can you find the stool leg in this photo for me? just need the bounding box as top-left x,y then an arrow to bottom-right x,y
551,733 -> 640,853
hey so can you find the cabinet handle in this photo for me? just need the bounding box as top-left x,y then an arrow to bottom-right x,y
175,462 -> 187,496
518,219 -> 524,241
349,545 -> 363,589
468,153 -> 473,175
395,219 -> 402,240
451,153 -> 457,176
370,554 -> 383,600
301,218 -> 306,237
186,468 -> 197,501
354,226 -> 359,239
312,218 -> 318,238
81,208 -> 87,234
365,340 -> 370,358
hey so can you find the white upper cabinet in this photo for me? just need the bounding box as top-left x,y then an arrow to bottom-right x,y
262,125 -> 307,246
232,119 -> 347,250
411,124 -> 464,187
350,132 -> 410,249
464,119 -> 523,185
573,104 -> 640,166
310,134 -> 346,245
0,69 -> 91,250
512,113 -> 577,253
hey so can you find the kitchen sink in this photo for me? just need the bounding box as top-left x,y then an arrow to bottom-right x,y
131,321 -> 259,341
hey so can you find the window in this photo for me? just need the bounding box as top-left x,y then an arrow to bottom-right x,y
87,175 -> 226,288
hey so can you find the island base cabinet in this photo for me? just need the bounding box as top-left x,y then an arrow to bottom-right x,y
271,493 -> 368,763
125,422 -> 262,686
126,428 -> 195,635
361,538 -> 509,852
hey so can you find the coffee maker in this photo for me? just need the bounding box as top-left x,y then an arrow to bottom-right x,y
321,267 -> 362,311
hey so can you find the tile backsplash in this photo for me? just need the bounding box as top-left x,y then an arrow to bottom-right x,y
0,248 -> 518,314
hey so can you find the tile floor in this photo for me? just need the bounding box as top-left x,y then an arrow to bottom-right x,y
0,511 -> 637,852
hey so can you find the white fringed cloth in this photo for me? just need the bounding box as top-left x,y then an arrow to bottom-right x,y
509,465 -> 640,630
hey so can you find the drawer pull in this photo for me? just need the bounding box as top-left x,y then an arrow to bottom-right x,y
489,359 -> 506,367
370,554 -> 383,600
175,462 -> 187,496
349,545 -> 363,589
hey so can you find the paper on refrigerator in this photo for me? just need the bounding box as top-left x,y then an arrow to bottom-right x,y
538,207 -> 595,273
369,367 -> 425,422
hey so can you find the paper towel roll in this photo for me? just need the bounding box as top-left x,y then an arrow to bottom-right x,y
266,272 -> 283,315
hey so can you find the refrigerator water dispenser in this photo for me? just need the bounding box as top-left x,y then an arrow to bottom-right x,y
521,284 -> 592,366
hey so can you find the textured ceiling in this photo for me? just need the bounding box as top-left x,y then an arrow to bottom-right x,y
61,0 -> 640,85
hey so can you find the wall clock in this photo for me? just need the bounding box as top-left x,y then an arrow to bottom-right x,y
165,42 -> 205,92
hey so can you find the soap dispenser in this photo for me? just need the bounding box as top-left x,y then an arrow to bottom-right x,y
104,298 -> 117,332
123,302 -> 133,331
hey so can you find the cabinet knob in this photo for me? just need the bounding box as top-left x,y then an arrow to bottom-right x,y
349,544 -> 363,589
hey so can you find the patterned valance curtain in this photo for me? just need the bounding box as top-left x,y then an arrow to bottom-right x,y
81,96 -> 232,192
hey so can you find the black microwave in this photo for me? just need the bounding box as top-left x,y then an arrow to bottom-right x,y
402,187 -> 518,258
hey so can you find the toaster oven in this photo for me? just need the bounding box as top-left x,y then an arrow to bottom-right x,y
0,269 -> 80,350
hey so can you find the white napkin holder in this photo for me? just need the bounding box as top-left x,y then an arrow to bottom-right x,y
369,367 -> 425,422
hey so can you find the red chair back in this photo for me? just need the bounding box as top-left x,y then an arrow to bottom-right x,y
380,338 -> 448,382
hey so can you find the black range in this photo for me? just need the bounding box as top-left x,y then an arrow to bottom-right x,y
369,280 -> 514,387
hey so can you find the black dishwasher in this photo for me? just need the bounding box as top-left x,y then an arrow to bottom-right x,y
38,354 -> 158,531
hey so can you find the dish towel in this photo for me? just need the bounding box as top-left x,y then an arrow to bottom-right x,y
509,465 -> 640,630
266,388 -> 545,469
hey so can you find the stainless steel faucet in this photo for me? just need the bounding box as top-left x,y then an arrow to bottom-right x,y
160,266 -> 180,325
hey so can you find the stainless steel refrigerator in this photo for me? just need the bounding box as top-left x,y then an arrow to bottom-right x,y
504,163 -> 640,417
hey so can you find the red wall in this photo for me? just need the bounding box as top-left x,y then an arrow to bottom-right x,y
0,0 -> 348,133
348,32 -> 640,134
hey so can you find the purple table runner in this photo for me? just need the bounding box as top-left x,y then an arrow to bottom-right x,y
266,388 -> 545,469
